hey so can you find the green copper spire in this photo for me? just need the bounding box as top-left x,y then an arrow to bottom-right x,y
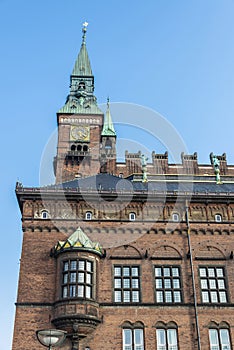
72,22 -> 93,76
58,22 -> 103,114
101,98 -> 116,137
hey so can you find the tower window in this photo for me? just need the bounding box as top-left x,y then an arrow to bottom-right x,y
129,212 -> 136,221
114,265 -> 140,303
71,144 -> 76,151
155,266 -> 182,303
83,145 -> 88,152
77,145 -> 82,151
172,213 -> 179,222
85,211 -> 92,220
199,266 -> 228,303
41,210 -> 49,219
62,259 -> 93,299
215,214 -> 222,222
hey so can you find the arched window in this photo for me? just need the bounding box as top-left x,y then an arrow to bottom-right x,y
105,138 -> 112,149
122,322 -> 144,350
41,210 -> 49,219
83,145 -> 88,152
71,145 -> 76,151
208,322 -> 231,350
156,322 -> 178,350
215,214 -> 222,222
77,145 -> 82,152
85,211 -> 92,220
129,212 -> 136,221
172,213 -> 179,222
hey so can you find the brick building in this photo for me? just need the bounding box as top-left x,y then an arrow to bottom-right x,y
12,25 -> 234,350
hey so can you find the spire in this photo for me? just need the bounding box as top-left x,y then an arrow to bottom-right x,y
101,98 -> 116,137
58,22 -> 103,114
72,22 -> 93,76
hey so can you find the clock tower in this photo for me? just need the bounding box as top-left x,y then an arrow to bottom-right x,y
54,23 -> 106,183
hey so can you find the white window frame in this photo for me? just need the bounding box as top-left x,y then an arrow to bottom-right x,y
215,214 -> 222,222
123,328 -> 144,350
129,212 -> 136,221
172,213 -> 179,222
209,328 -> 231,350
156,328 -> 178,350
85,211 -> 92,220
41,210 -> 49,219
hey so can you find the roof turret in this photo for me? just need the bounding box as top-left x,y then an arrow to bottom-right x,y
101,98 -> 116,137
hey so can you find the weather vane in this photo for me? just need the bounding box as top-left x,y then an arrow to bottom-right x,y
82,21 -> 89,43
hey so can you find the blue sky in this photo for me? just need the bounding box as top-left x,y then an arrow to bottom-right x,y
1,0 -> 234,348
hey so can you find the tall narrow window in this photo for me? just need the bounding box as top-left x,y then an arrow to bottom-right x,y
62,259 -> 93,299
114,265 -> 140,303
123,328 -> 144,350
209,328 -> 231,350
155,266 -> 182,303
129,212 -> 136,221
199,267 -> 228,303
156,328 -> 178,350
215,214 -> 222,222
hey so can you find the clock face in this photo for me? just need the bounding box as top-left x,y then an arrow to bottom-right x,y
70,125 -> 90,141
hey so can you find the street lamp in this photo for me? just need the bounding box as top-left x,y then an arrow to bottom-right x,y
36,329 -> 67,349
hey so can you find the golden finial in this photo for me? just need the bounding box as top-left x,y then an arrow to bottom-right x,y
82,21 -> 89,44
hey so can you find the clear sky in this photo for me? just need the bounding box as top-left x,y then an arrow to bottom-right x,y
1,0 -> 234,348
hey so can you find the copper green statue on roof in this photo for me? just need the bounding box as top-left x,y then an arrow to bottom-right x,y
58,22 -> 102,114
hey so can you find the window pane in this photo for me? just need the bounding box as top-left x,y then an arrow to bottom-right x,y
124,291 -> 130,302
123,267 -> 130,276
78,272 -> 84,283
164,279 -> 171,289
173,279 -> 180,288
115,278 -> 121,288
69,285 -> 76,297
208,268 -> 215,277
220,329 -> 231,349
123,278 -> 130,288
63,273 -> 68,284
70,260 -> 77,270
78,285 -> 84,297
86,273 -> 91,284
86,286 -> 91,298
216,268 -> 224,277
124,329 -> 132,346
114,267 -> 121,276
78,260 -> 85,270
155,267 -> 162,277
62,286 -> 68,298
209,329 -> 219,346
70,272 -> 76,283
218,279 -> 225,289
172,268 -> 179,277
115,291 -> 122,302
132,278 -> 139,288
165,291 -> 172,302
201,279 -> 208,289
156,291 -> 163,302
202,291 -> 209,302
167,329 -> 177,347
156,279 -> 162,288
164,267 -> 170,276
86,261 -> 92,272
219,291 -> 227,303
174,291 -> 181,302
211,291 -> 218,303
132,291 -> 139,302
157,329 -> 166,347
199,268 -> 206,277
134,329 -> 144,348
132,267 -> 139,276
209,279 -> 216,289
63,262 -> 69,271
